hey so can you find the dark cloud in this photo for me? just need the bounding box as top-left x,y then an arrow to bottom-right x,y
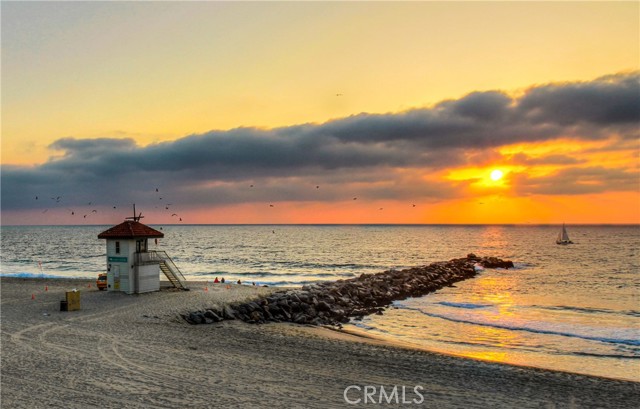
319,72 -> 639,149
517,73 -> 640,127
49,137 -> 136,156
2,72 -> 638,212
513,167 -> 640,196
448,91 -> 512,121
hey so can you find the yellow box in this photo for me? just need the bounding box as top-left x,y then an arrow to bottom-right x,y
65,291 -> 81,311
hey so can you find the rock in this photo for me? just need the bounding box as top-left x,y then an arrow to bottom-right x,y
277,299 -> 291,311
222,305 -> 237,320
204,310 -> 222,322
187,312 -> 204,325
316,300 -> 332,312
268,304 -> 282,315
480,257 -> 514,269
184,254 -> 514,326
250,311 -> 263,322
310,318 -> 323,326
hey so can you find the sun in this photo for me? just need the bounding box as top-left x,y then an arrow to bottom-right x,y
490,169 -> 504,181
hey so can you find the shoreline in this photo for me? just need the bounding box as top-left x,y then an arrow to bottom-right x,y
2,277 -> 638,408
331,325 -> 640,384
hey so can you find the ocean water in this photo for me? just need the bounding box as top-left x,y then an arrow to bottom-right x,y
1,224 -> 639,381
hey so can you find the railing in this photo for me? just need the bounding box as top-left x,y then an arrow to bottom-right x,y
134,250 -> 188,289
154,250 -> 187,285
135,251 -> 163,265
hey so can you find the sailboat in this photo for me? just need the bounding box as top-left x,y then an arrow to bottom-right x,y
556,223 -> 573,245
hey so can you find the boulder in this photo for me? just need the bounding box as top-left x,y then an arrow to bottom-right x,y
187,312 -> 204,325
250,311 -> 264,322
184,255 -> 514,326
204,310 -> 222,322
316,300 -> 332,312
222,305 -> 237,320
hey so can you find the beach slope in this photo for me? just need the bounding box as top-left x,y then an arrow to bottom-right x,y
1,278 -> 637,408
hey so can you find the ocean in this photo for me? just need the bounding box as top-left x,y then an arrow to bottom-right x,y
1,224 -> 638,381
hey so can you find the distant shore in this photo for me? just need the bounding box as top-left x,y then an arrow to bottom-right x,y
1,277 -> 638,408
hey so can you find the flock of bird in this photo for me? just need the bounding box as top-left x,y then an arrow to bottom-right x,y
35,183 -> 420,222
252,184 -> 417,211
35,188 -> 185,222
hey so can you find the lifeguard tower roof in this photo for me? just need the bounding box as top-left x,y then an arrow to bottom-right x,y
97,221 -> 164,239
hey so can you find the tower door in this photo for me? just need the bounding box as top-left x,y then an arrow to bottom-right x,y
113,265 -> 120,290
136,239 -> 148,253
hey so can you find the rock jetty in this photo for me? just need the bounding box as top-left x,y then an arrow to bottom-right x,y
183,254 -> 514,326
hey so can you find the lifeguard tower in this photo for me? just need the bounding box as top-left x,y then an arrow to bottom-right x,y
97,206 -> 188,294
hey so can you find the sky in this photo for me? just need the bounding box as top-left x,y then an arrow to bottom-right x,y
1,1 -> 639,225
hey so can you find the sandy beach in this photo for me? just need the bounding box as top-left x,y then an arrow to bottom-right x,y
1,277 -> 638,408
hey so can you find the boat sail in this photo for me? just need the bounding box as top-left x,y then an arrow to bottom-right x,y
556,223 -> 573,245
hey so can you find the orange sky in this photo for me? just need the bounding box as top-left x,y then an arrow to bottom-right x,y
1,2 -> 639,225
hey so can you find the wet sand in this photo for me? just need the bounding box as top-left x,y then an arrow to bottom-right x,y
1,277 -> 638,408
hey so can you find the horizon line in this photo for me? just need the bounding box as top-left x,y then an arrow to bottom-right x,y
2,223 -> 639,228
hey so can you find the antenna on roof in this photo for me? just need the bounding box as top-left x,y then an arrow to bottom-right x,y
125,204 -> 144,222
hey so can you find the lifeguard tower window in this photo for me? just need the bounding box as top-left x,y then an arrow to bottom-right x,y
115,241 -> 120,254
136,239 -> 147,253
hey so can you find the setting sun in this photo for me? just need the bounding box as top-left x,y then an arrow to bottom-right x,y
490,170 -> 504,181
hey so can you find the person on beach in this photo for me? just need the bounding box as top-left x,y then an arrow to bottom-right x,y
221,278 -> 225,283
237,279 -> 242,285
214,277 -> 219,283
